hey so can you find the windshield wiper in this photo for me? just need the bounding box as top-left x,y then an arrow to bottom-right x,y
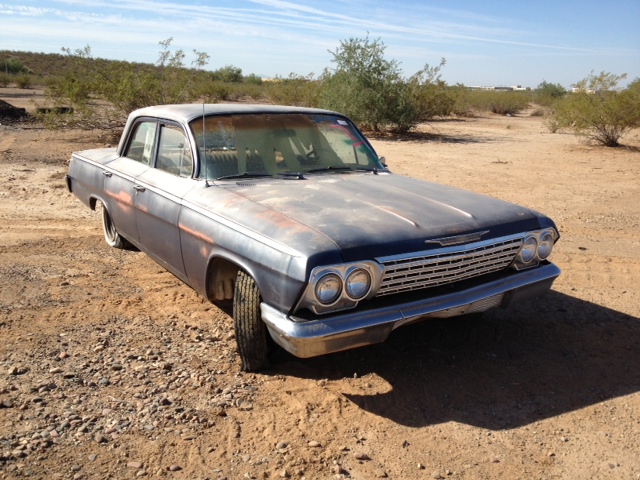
306,165 -> 378,174
215,171 -> 274,181
216,171 -> 307,181
306,165 -> 356,173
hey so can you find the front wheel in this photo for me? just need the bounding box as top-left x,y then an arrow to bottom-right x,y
233,271 -> 270,372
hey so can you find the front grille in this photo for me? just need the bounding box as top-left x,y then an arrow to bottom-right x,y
377,236 -> 523,296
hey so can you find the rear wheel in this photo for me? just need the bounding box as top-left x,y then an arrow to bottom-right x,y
101,203 -> 132,249
233,270 -> 270,372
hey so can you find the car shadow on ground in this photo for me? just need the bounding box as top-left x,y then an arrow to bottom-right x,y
271,291 -> 640,430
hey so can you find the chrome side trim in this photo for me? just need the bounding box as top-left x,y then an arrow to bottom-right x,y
261,263 -> 560,358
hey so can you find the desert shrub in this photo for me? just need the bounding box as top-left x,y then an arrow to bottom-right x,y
243,73 -> 263,85
200,81 -> 230,102
228,82 -> 266,101
535,81 -> 567,107
2,59 -> 27,74
319,35 -> 424,132
529,106 -> 548,117
449,88 -> 529,116
405,59 -> 455,125
0,73 -> 9,87
549,71 -> 640,147
488,91 -> 530,115
45,38 -> 209,128
448,85 -> 477,117
267,73 -> 321,107
210,65 -> 243,83
15,74 -> 33,89
198,80 -> 266,103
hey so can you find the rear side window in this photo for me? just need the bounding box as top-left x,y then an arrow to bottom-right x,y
125,121 -> 157,165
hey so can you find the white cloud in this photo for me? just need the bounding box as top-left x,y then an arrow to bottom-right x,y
0,4 -> 50,16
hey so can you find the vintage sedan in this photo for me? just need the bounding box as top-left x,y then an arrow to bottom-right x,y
66,104 -> 560,371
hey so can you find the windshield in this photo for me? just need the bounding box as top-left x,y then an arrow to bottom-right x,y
190,113 -> 383,180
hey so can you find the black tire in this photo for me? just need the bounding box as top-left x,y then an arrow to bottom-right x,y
233,270 -> 270,372
101,203 -> 131,249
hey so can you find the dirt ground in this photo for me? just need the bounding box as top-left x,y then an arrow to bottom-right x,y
1,89 -> 640,480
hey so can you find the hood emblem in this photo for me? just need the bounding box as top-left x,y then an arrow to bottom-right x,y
425,230 -> 490,247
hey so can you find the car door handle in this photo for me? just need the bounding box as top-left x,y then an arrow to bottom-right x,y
134,185 -> 146,193
102,171 -> 112,177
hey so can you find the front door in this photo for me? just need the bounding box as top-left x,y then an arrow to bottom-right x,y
134,123 -> 195,281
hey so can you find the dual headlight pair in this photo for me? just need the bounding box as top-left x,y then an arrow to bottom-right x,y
299,261 -> 384,314
512,228 -> 557,270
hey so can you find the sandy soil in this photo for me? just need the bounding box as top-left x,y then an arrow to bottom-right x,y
1,90 -> 640,479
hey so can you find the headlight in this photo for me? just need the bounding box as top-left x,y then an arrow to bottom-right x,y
537,231 -> 554,259
520,235 -> 538,263
345,268 -> 371,300
315,273 -> 342,305
300,261 -> 385,314
512,228 -> 557,270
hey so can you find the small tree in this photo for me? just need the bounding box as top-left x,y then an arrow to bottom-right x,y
210,65 -> 243,83
549,71 -> 640,147
319,35 -> 415,132
535,80 -> 567,107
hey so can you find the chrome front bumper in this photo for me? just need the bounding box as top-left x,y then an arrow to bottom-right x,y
260,263 -> 561,358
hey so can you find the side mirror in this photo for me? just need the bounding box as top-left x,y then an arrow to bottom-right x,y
379,157 -> 388,168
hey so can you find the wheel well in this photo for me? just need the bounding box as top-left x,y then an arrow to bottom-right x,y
206,257 -> 241,302
89,197 -> 98,211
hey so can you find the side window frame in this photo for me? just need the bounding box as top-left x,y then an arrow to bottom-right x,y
123,119 -> 159,165
155,122 -> 194,178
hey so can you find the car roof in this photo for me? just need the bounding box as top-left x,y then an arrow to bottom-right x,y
130,104 -> 340,124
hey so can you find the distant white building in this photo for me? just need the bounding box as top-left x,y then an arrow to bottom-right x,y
468,85 -> 531,91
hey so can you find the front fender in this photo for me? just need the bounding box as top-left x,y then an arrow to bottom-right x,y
179,205 -> 309,313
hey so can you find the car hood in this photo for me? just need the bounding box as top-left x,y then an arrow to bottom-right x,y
225,172 -> 547,261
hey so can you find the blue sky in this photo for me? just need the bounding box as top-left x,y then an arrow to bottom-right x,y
1,0 -> 639,88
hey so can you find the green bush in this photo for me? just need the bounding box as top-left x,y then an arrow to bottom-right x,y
200,81 -> 230,102
448,85 -> 477,117
2,59 -> 27,74
45,38 -> 209,128
243,73 -> 263,85
15,74 -> 33,89
266,73 -> 321,107
406,59 -> 455,124
535,81 -> 567,107
195,80 -> 265,103
318,36 -> 418,132
210,65 -> 243,83
549,71 -> 640,147
448,88 -> 531,116
0,73 -> 9,87
488,91 -> 530,115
